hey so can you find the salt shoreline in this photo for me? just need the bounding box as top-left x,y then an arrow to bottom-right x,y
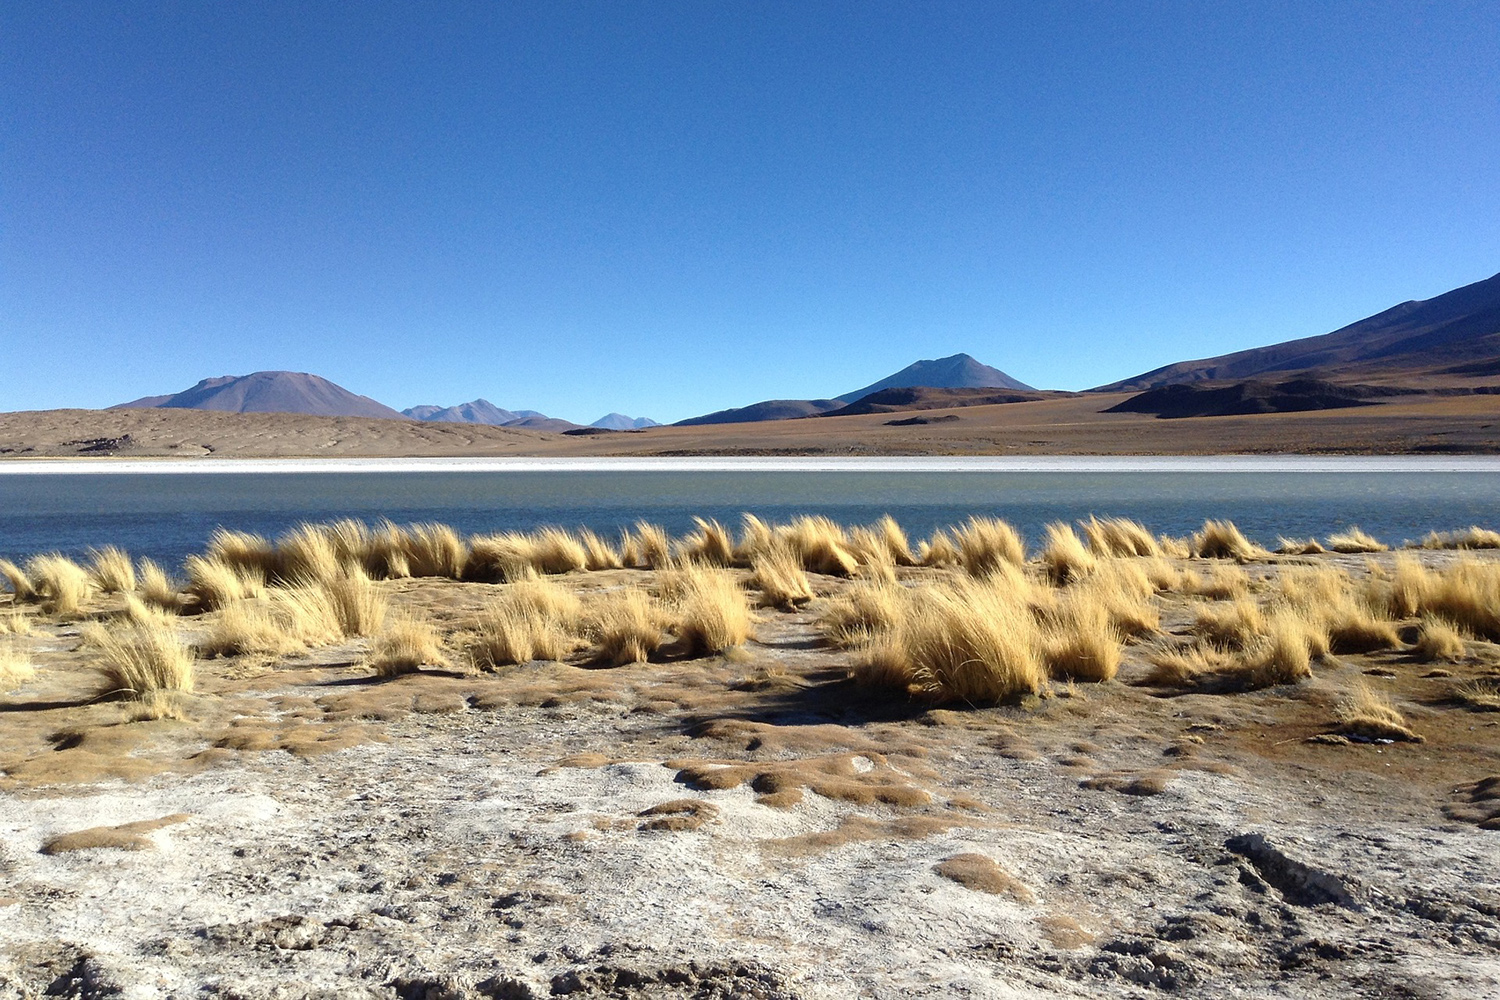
3,455 -> 1500,475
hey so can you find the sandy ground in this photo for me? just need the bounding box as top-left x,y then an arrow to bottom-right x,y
4,390 -> 1500,460
3,551 -> 1500,998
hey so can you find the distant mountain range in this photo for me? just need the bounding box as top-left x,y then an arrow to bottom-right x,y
1097,270 -> 1500,391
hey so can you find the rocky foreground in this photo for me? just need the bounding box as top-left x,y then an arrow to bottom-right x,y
2,547 -> 1500,998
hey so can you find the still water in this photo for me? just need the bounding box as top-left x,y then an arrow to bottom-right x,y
2,463 -> 1498,568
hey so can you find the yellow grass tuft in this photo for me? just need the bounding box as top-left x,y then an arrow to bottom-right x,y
735,514 -> 776,563
1336,682 -> 1423,742
83,620 -> 195,698
529,527 -> 590,575
860,578 -> 1045,703
87,546 -> 136,593
1275,536 -> 1326,555
0,558 -> 37,601
750,545 -> 815,610
818,581 -> 908,648
1138,556 -> 1181,591
917,529 -> 962,567
199,598 -> 309,658
365,520 -> 414,579
874,514 -> 917,566
1194,597 -> 1265,650
577,529 -> 622,571
0,640 -> 35,692
1418,526 -> 1500,550
584,589 -> 666,666
1190,520 -> 1265,561
467,532 -> 541,583
1179,564 -> 1250,600
206,528 -> 278,578
780,516 -> 859,576
1372,556 -> 1500,641
368,615 -> 449,676
1325,526 -> 1387,554
622,521 -> 673,569
1080,516 -> 1161,557
185,555 -> 266,610
1413,617 -> 1466,662
317,569 -> 389,637
1077,561 -> 1160,637
1039,522 -> 1096,585
136,559 -> 181,611
277,524 -> 343,582
26,554 -> 92,615
666,566 -> 754,655
0,609 -> 33,635
954,517 -> 1026,577
400,522 -> 468,578
1142,644 -> 1231,687
678,517 -> 737,567
469,600 -> 576,669
120,594 -> 175,627
1041,593 -> 1122,682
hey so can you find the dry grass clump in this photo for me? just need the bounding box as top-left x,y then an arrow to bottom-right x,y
120,594 -> 175,627
320,570 -> 389,637
1276,536 -> 1326,555
872,514 -> 916,566
818,582 -> 908,648
576,529 -> 622,571
1452,678 -> 1500,712
137,559 -> 181,611
1418,526 -> 1500,550
860,578 -> 1045,702
1335,682 -> 1423,742
1143,644 -> 1232,687
368,615 -> 449,676
1081,516 -> 1161,557
735,514 -> 776,563
276,524 -> 343,582
82,620 -> 195,698
0,558 -> 37,601
1371,556 -> 1500,640
467,533 -> 541,583
1190,520 -> 1265,561
199,599 -> 308,658
1194,598 -> 1266,650
750,545 -> 815,609
206,529 -> 279,578
1232,609 -> 1321,688
584,589 -> 665,666
1040,522 -> 1097,585
532,528 -> 592,575
185,555 -> 266,610
1325,526 -> 1387,554
400,522 -> 468,578
1413,617 -> 1467,662
677,517 -> 737,567
622,521 -> 673,569
1041,594 -> 1122,682
917,529 -> 962,567
1179,564 -> 1250,600
26,554 -> 92,615
0,610 -> 33,635
953,517 -> 1026,577
87,546 -> 136,593
468,582 -> 581,669
1138,556 -> 1181,591
1322,603 -> 1400,653
667,566 -> 754,655
778,516 -> 859,576
0,641 -> 35,691
1077,561 -> 1160,637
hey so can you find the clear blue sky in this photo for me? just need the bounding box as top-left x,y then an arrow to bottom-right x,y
3,2 -> 1497,423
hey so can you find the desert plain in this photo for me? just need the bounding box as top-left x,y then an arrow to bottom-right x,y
1,516 -> 1499,998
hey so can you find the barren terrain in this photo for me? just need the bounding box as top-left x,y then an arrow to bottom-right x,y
4,387 -> 1500,461
3,519 -> 1500,998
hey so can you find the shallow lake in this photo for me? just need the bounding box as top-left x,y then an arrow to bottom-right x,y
2,460 -> 1498,568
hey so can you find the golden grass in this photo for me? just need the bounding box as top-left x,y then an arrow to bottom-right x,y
86,546 -> 136,593
1190,520 -> 1265,561
953,517 -> 1026,577
0,640 -> 35,691
818,581 -> 908,648
277,523 -> 343,582
1370,556 -> 1500,640
1194,597 -> 1266,650
668,566 -> 754,655
1232,609 -> 1320,688
1413,617 -> 1466,662
779,516 -> 859,576
584,589 -> 665,666
735,514 -> 776,562
750,545 -> 815,610
622,521 -> 673,570
1179,564 -> 1250,600
1143,644 -> 1232,687
400,522 -> 469,578
1418,526 -> 1500,550
136,559 -> 181,611
678,517 -> 737,567
1040,522 -> 1097,585
120,593 -> 175,627
469,600 -> 575,669
874,514 -> 916,566
318,570 -> 389,637
1323,604 -> 1400,653
206,528 -> 278,578
1452,678 -> 1500,712
1336,682 -> 1423,742
82,620 -> 195,698
1080,516 -> 1161,558
1076,561 -> 1160,637
199,598 -> 308,658
859,577 -> 1045,703
26,554 -> 92,615
917,529 -> 962,567
1138,556 -> 1181,591
1275,536 -> 1326,555
368,615 -> 449,676
0,558 -> 36,600
577,528 -> 622,571
467,533 -> 539,583
532,527 -> 592,575
1041,595 -> 1122,682
1325,526 -> 1387,554
0,609 -> 32,635
185,555 -> 266,610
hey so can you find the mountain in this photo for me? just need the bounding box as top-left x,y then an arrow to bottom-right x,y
402,399 -> 524,425
1103,378 -> 1417,419
820,386 -> 1050,417
835,353 -> 1034,403
1098,270 -> 1500,391
590,413 -> 660,430
675,399 -> 843,427
113,371 -> 406,420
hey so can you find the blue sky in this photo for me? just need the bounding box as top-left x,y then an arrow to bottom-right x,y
3,2 -> 1497,423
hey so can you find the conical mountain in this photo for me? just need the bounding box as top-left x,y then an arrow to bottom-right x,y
835,353 -> 1034,403
113,371 -> 405,419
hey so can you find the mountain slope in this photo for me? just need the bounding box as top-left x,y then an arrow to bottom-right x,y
675,399 -> 842,426
113,372 -> 406,420
591,413 -> 660,430
835,353 -> 1034,402
1098,271 -> 1500,391
402,399 -> 523,425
